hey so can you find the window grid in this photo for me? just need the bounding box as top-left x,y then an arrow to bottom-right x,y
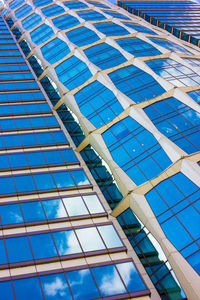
94,22 -> 130,36
41,38 -> 70,64
52,14 -> 80,30
144,97 -> 200,154
77,10 -> 106,21
66,26 -> 99,46
146,58 -> 200,86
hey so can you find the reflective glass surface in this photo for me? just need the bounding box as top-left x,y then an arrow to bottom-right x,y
66,26 -> 99,46
109,65 -> 165,103
74,80 -> 123,127
103,117 -> 171,185
55,56 -> 92,90
53,14 -> 80,30
94,22 -> 130,36
41,38 -> 70,64
30,24 -> 54,45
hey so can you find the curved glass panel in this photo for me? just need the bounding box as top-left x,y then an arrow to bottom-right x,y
64,1 -> 88,9
109,65 -> 165,103
188,90 -> 200,105
184,58 -> 200,69
88,1 -> 110,8
42,5 -> 65,17
84,43 -> 126,69
22,13 -> 42,30
146,172 -> 200,275
146,59 -> 200,86
55,56 -> 92,90
116,37 -> 161,56
53,14 -> 80,30
150,38 -> 192,54
103,10 -> 130,20
41,38 -> 70,64
144,97 -> 200,154
30,24 -> 54,45
66,26 -> 99,46
94,22 -> 130,36
103,117 -> 171,185
77,10 -> 106,21
74,80 -> 123,127
33,0 -> 53,7
15,4 -> 32,19
123,22 -> 157,35
10,0 -> 24,10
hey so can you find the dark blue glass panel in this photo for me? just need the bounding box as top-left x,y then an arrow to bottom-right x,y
64,1 -> 88,8
0,177 -> 16,194
0,239 -> 8,264
53,171 -> 75,188
26,152 -> 46,166
94,22 -> 129,36
14,175 -> 36,193
71,169 -> 90,186
0,203 -> 23,225
30,24 -> 54,45
41,38 -> 70,64
109,65 -> 165,103
34,173 -> 56,190
123,22 -> 157,34
55,56 -> 92,90
42,5 -> 65,17
21,202 -> 46,222
74,80 -> 123,127
13,277 -> 43,300
66,26 -> 99,46
53,14 -> 80,30
84,43 -> 126,69
6,236 -> 33,263
77,10 -> 106,21
0,281 -> 14,300
30,233 -> 58,259
22,13 -> 42,30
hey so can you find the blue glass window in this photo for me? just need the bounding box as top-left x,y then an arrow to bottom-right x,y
0,204 -> 23,225
66,26 -> 99,46
144,97 -> 200,154
21,202 -> 46,222
53,230 -> 82,255
13,277 -> 43,300
42,5 -> 65,17
123,22 -> 157,35
188,90 -> 200,105
146,172 -> 200,274
41,38 -> 70,64
6,236 -> 33,263
22,13 -> 42,30
0,177 -> 15,194
77,10 -> 106,21
150,38 -> 192,54
33,0 -> 53,6
30,232 -> 58,259
53,14 -> 80,30
94,22 -> 129,36
74,80 -> 123,127
64,1 -> 88,9
103,10 -> 130,20
30,24 -> 54,45
116,261 -> 146,292
98,224 -> 123,248
88,1 -> 110,8
84,43 -> 126,69
92,264 -> 126,296
63,196 -> 89,216
109,65 -> 165,103
10,0 -> 24,10
103,117 -> 171,185
43,198 -> 67,219
146,59 -> 200,86
15,4 -> 32,19
40,273 -> 73,300
55,56 -> 92,90
116,37 -> 161,56
0,281 -> 14,300
66,269 -> 100,299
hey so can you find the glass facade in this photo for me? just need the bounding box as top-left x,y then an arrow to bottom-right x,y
2,0 -> 200,299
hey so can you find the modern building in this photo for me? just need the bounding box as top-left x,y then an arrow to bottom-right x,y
1,0 -> 200,299
117,0 -> 200,46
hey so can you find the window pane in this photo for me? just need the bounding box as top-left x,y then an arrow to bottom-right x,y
13,277 -> 43,300
21,202 -> 46,222
75,227 -> 105,251
6,236 -> 33,263
92,264 -> 126,296
42,199 -> 67,219
0,281 -> 14,300
83,194 -> 104,214
66,269 -> 100,300
53,230 -> 82,255
30,233 -> 57,259
63,196 -> 89,216
40,273 -> 72,300
0,203 -> 23,225
98,225 -> 123,248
